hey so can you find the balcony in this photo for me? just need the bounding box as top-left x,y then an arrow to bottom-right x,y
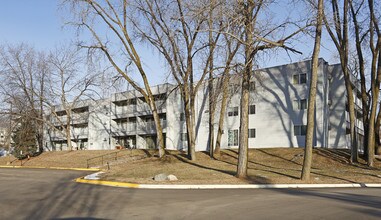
72,112 -> 89,125
137,120 -> 167,134
113,123 -> 137,136
113,105 -> 137,119
72,129 -> 89,139
51,116 -> 68,126
135,101 -> 166,116
50,131 -> 66,141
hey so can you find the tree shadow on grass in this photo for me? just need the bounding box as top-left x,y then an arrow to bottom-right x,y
222,150 -> 360,183
166,151 -> 275,183
315,148 -> 351,164
171,154 -> 236,176
222,150 -> 301,172
256,149 -> 303,166
218,154 -> 300,180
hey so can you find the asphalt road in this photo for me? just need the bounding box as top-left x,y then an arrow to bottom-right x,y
0,168 -> 380,220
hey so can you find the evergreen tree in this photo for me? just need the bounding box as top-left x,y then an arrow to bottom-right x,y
12,116 -> 38,159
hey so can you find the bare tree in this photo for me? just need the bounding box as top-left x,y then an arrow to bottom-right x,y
65,0 -> 166,157
364,0 -> 381,166
208,0 -> 217,158
349,0 -> 369,157
0,44 -> 48,153
234,0 -> 304,178
301,0 -> 324,181
46,46 -> 98,151
214,32 -> 242,156
133,0 -> 221,160
324,0 -> 359,163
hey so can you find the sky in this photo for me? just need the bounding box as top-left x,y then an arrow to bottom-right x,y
0,0 -> 72,50
0,0 -> 339,87
0,0 -> 165,87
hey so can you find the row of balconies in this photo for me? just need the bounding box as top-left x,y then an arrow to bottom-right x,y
113,120 -> 167,135
50,128 -> 89,141
113,100 -> 166,119
51,112 -> 89,126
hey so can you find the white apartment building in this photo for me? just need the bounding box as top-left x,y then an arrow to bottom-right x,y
44,59 -> 363,151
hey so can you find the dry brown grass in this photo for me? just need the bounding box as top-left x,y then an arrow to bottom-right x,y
0,150 -> 143,168
101,148 -> 381,184
1,148 -> 380,184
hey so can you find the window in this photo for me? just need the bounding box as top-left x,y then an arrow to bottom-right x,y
300,73 -> 307,84
294,125 -> 307,136
249,105 -> 256,114
293,73 -> 307,84
180,113 -> 185,121
180,133 -> 187,142
294,99 -> 307,110
249,129 -> 256,138
228,107 -> 239,117
228,129 -> 239,146
249,81 -> 256,91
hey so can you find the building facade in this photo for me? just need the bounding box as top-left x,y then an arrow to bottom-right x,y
44,59 -> 364,151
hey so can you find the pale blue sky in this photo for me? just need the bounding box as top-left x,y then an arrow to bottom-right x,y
0,0 -> 73,49
0,0 -> 338,86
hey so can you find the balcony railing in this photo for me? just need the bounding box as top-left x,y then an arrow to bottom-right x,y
137,120 -> 167,133
52,116 -> 67,125
113,105 -> 137,118
72,129 -> 89,139
115,123 -> 137,132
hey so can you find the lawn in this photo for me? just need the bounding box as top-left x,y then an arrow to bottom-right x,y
1,148 -> 380,184
0,150 -> 136,168
101,148 -> 381,184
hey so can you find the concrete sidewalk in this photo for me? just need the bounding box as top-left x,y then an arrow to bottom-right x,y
75,172 -> 381,189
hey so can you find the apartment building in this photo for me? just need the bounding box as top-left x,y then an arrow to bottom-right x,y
44,59 -> 363,151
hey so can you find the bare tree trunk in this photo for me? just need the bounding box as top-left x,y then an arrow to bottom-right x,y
236,1 -> 254,179
214,34 -> 240,156
350,1 -> 369,157
208,0 -> 216,158
301,0 -> 324,181
366,0 -> 381,166
190,95 -> 197,160
375,105 -> 381,148
367,50 -> 381,167
215,74 -> 230,156
236,70 -> 250,178
66,113 -> 72,151
150,99 -> 165,157
183,88 -> 196,160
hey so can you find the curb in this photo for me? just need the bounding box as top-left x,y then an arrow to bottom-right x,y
74,177 -> 381,189
75,178 -> 140,188
0,165 -> 100,172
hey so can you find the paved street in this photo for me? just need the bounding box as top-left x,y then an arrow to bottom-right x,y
0,168 -> 380,220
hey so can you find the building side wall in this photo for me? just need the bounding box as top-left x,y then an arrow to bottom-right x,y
327,64 -> 347,149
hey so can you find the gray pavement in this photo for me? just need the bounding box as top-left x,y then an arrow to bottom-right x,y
0,168 -> 380,220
